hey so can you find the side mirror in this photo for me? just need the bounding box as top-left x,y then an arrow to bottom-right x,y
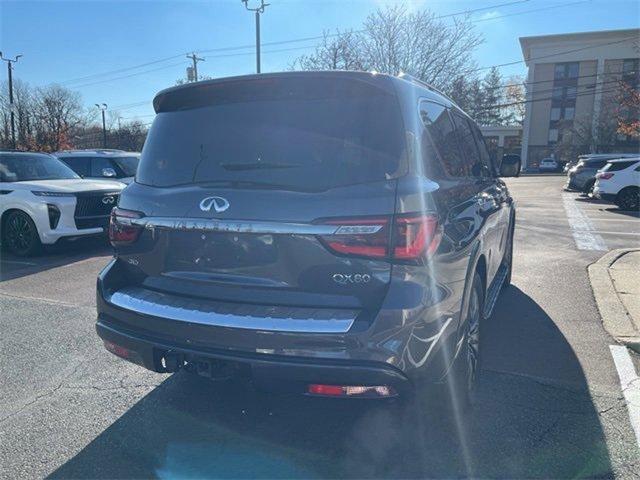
499,155 -> 521,177
101,167 -> 117,178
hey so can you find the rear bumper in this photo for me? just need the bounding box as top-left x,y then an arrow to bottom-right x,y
96,317 -> 411,396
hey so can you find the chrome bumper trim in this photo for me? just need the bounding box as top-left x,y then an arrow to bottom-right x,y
108,286 -> 357,333
131,217 -> 339,235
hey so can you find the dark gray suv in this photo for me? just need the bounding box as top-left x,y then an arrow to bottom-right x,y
96,72 -> 518,405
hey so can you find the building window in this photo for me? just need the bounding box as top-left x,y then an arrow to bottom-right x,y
548,129 -> 559,143
554,62 -> 580,80
550,107 -> 561,121
564,107 -> 575,120
567,63 -> 579,79
566,86 -> 577,99
622,58 -> 639,87
552,87 -> 563,99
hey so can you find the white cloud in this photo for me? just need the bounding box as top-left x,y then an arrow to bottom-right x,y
478,10 -> 501,21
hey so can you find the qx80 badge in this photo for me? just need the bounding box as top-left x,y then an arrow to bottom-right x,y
332,273 -> 371,285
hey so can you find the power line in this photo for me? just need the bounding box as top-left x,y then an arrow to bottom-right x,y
478,85 -> 623,111
472,0 -> 588,22
106,39 -> 639,112
70,61 -> 186,89
484,67 -> 638,92
66,44 -> 318,90
58,0 -> 532,86
470,36 -> 638,73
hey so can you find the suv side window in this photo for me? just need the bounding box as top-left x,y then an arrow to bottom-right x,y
419,100 -> 467,178
451,111 -> 488,178
471,124 -> 496,177
90,157 -> 115,177
62,157 -> 91,177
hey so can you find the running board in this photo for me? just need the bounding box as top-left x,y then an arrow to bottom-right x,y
482,264 -> 508,319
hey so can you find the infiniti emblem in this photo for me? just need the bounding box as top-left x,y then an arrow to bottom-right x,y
199,196 -> 230,213
102,196 -> 115,205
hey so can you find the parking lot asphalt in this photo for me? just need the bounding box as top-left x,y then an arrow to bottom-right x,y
1,175 -> 639,479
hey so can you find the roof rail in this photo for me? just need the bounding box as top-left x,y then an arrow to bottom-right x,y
397,72 -> 453,102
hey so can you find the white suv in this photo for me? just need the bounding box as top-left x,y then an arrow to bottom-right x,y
593,157 -> 640,211
1,151 -> 125,256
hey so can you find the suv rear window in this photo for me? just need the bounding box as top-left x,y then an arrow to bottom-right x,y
138,77 -> 405,191
603,160 -> 639,172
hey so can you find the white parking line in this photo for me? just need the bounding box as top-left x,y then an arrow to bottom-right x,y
562,193 -> 608,251
609,345 -> 640,449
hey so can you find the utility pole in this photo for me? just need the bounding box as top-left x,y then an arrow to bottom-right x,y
95,103 -> 107,148
241,0 -> 269,74
186,53 -> 205,82
1,52 -> 23,149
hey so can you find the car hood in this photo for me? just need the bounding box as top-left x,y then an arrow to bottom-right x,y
16,179 -> 125,192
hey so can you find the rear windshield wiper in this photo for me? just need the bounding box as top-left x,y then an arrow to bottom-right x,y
219,161 -> 301,171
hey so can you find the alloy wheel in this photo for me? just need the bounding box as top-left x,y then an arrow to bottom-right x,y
5,213 -> 36,255
465,287 -> 481,395
619,189 -> 640,211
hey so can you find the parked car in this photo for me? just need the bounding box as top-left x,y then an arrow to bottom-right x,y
538,157 -> 559,172
55,149 -> 140,184
593,157 -> 640,211
96,72 -> 519,408
0,151 -> 125,256
566,154 -> 639,193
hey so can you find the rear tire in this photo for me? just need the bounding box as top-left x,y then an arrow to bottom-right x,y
457,273 -> 483,411
420,273 -> 483,416
2,210 -> 42,256
582,179 -> 595,195
615,187 -> 640,212
502,222 -> 514,289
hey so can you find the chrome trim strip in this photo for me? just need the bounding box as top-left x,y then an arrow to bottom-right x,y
131,217 -> 339,235
108,286 -> 357,333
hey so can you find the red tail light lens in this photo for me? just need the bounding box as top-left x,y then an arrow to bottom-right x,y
319,217 -> 389,258
318,213 -> 441,261
393,214 -> 441,260
109,207 -> 143,246
596,172 -> 614,180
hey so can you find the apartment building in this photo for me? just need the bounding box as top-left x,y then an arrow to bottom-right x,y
519,28 -> 639,170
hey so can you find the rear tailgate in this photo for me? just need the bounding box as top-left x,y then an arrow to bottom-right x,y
112,74 -> 407,319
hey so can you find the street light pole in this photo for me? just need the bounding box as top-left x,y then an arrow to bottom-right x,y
1,52 -> 23,149
95,103 -> 107,148
241,0 -> 269,74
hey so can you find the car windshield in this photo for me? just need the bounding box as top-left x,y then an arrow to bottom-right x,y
113,155 -> 139,176
139,78 -> 405,191
0,153 -> 80,182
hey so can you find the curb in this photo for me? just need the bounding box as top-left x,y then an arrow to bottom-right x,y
589,248 -> 640,354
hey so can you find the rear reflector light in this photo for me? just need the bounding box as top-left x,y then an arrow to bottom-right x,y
103,340 -> 132,359
307,384 -> 397,397
596,172 -> 614,180
318,213 -> 441,261
109,207 -> 143,246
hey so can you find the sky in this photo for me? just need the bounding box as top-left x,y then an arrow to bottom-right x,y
1,0 -> 639,123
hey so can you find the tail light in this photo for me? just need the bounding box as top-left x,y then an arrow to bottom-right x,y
307,384 -> 397,398
596,172 -> 614,180
109,207 -> 143,246
319,213 -> 441,262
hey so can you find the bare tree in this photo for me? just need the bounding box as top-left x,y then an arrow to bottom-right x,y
32,84 -> 85,151
292,30 -> 365,71
503,75 -> 526,125
292,5 -> 483,91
